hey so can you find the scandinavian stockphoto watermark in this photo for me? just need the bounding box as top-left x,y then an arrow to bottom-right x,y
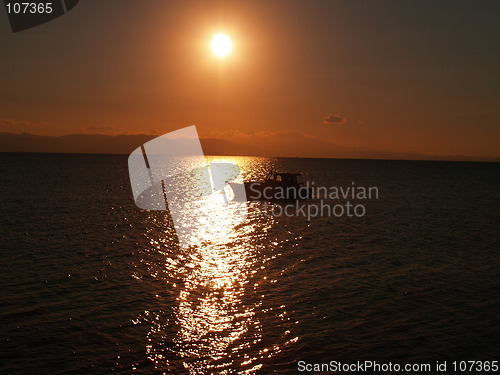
249,181 -> 379,220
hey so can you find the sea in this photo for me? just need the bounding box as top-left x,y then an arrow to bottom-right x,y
1,153 -> 499,374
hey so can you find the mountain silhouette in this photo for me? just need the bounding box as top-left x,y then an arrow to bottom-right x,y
0,132 -> 497,162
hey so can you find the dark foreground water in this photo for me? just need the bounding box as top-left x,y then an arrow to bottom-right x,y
1,153 -> 499,374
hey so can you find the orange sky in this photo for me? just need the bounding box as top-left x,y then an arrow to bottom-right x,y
1,1 -> 499,159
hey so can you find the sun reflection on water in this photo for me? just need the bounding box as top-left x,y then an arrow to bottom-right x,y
170,205 -> 268,374
135,157 -> 299,374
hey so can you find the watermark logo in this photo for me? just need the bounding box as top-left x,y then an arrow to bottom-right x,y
128,125 -> 247,248
3,0 -> 79,33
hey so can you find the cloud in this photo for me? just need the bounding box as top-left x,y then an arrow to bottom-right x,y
323,114 -> 347,125
0,119 -> 16,127
85,126 -> 113,130
202,129 -> 308,139
118,130 -> 160,135
0,118 -> 45,128
273,131 -> 306,138
201,129 -> 256,138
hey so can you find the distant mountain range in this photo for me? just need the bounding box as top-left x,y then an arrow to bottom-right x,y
0,132 -> 498,162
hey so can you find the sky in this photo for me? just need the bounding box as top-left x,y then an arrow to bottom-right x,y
1,0 -> 499,158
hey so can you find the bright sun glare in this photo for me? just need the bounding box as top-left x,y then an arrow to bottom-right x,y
211,33 -> 232,57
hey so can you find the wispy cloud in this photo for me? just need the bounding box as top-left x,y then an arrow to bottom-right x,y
85,126 -> 114,131
323,114 -> 347,125
0,118 -> 46,129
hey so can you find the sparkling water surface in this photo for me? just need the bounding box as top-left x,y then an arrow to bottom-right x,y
1,153 -> 499,374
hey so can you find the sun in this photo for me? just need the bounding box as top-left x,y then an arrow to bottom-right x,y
211,33 -> 232,57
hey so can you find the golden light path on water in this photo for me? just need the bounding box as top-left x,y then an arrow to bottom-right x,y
136,157 -> 300,374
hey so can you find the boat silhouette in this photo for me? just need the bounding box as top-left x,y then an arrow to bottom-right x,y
230,171 -> 311,201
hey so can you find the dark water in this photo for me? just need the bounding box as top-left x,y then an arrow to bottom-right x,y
1,153 -> 499,374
